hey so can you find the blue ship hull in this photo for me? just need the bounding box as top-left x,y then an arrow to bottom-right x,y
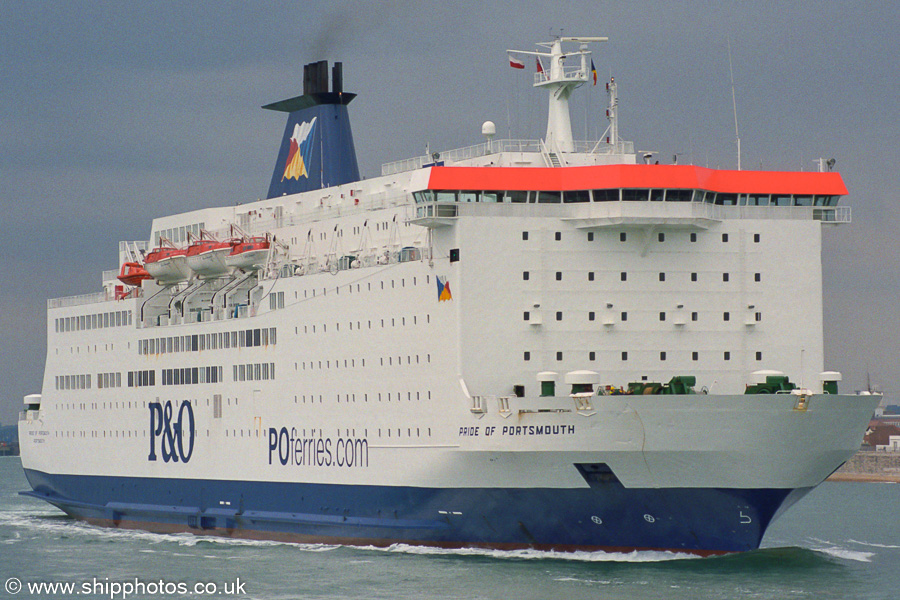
22,469 -> 811,555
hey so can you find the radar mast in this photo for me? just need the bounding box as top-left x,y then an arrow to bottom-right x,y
507,36 -> 607,153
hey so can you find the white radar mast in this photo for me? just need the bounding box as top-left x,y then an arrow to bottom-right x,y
507,36 -> 607,153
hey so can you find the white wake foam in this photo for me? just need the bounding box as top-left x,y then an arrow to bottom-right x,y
848,538 -> 900,550
353,543 -> 702,563
806,538 -> 874,562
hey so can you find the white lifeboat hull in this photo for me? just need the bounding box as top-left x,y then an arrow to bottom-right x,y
145,256 -> 192,284
186,248 -> 231,278
225,248 -> 268,272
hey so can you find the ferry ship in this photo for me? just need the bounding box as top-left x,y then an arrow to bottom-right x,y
19,37 -> 880,555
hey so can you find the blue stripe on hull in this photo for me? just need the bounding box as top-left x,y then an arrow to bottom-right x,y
22,469 -> 810,554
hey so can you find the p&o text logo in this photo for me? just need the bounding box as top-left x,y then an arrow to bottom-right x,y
148,400 -> 195,463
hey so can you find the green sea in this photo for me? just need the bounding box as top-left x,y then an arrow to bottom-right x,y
0,457 -> 896,599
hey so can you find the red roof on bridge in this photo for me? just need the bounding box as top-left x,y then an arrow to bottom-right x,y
426,164 -> 848,195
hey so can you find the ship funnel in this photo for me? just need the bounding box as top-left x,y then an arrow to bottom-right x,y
263,60 -> 360,198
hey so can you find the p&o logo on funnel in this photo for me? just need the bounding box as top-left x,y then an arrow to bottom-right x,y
282,116 -> 317,181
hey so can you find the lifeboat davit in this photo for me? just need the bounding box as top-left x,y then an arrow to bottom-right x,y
116,262 -> 152,287
225,236 -> 270,272
186,238 -> 234,278
144,245 -> 191,284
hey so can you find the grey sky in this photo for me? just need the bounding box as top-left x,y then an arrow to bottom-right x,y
2,1 -> 898,423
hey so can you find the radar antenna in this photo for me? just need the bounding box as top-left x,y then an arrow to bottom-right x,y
728,37 -> 741,170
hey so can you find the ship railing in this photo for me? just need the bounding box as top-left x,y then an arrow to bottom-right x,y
813,206 -> 851,223
413,200 -> 848,226
48,285 -> 145,309
381,138 -> 635,175
381,140 -> 541,175
721,205 -> 851,223
258,243 -> 432,283
48,291 -> 110,309
120,240 -> 149,254
415,203 -> 459,219
223,194 -> 415,240
534,65 -> 586,85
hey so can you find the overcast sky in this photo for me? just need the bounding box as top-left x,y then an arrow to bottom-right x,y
1,1 -> 898,424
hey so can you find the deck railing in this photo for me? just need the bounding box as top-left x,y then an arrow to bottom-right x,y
381,138 -> 633,176
48,292 -> 109,309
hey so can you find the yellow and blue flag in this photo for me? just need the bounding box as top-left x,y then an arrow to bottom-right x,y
436,276 -> 453,302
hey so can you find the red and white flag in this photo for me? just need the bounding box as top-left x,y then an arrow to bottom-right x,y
536,57 -> 544,74
508,55 -> 525,69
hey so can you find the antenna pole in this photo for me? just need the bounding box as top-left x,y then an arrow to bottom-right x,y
728,37 -> 741,171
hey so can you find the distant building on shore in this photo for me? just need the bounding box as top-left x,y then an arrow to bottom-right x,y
863,421 -> 900,452
0,423 -> 19,456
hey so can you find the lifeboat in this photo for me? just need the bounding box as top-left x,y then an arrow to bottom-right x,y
225,236 -> 270,272
185,238 -> 235,278
144,245 -> 191,284
116,262 -> 152,287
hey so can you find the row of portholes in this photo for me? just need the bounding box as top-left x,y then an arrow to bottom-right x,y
297,275 -> 433,300
298,314 -> 431,335
295,390 -> 433,403
297,354 -> 432,371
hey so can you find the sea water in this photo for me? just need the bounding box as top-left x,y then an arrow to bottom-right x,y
0,457 -> 896,599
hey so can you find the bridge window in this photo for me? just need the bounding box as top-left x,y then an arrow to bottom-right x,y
537,191 -> 561,203
622,188 -> 649,202
563,190 -> 590,203
716,193 -> 738,206
508,190 -> 529,203
666,189 -> 693,202
593,189 -> 618,202
794,195 -> 813,206
814,195 -> 837,206
747,194 -> 769,206
435,191 -> 457,202
481,191 -> 501,203
459,192 -> 478,203
772,194 -> 792,206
